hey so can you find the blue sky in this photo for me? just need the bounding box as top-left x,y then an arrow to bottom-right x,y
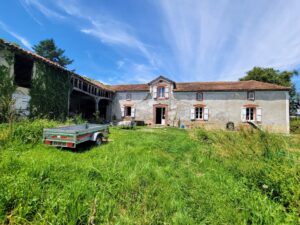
0,0 -> 299,90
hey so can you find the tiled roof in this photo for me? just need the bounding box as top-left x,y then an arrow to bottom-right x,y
110,80 -> 290,92
110,84 -> 149,91
174,80 -> 290,91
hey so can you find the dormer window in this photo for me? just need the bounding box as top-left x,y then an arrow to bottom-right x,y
247,91 -> 255,101
126,93 -> 132,100
158,86 -> 165,98
196,92 -> 203,101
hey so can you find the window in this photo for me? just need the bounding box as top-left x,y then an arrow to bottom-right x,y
195,107 -> 203,119
247,91 -> 255,100
196,92 -> 203,101
14,54 -> 33,88
158,86 -> 165,98
191,107 -> 209,121
126,93 -> 132,100
246,107 -> 255,121
125,106 -> 131,117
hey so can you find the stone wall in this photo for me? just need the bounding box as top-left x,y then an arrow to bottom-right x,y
112,90 -> 289,133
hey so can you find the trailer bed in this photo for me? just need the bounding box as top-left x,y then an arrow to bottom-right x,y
43,124 -> 109,148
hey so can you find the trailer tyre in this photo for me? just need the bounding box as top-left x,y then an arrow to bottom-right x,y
95,135 -> 103,146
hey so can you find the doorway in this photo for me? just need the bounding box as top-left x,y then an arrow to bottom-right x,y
155,107 -> 166,125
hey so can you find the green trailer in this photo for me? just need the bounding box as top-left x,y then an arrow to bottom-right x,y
43,124 -> 109,148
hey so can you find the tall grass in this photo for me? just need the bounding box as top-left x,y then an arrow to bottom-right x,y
0,121 -> 299,224
193,128 -> 300,219
0,119 -> 62,148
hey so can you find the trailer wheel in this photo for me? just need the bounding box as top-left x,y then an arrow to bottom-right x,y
95,135 -> 103,146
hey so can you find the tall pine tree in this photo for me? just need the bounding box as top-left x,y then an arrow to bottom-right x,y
33,39 -> 73,68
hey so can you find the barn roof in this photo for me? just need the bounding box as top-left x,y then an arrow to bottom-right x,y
110,80 -> 290,92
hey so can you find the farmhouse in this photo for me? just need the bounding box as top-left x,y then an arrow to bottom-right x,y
0,39 -> 290,133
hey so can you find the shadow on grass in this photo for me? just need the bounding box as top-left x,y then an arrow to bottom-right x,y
58,140 -> 109,153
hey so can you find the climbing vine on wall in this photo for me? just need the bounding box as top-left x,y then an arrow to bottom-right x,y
29,62 -> 71,120
0,46 -> 16,123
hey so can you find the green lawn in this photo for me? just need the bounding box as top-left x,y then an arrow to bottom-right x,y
0,125 -> 299,224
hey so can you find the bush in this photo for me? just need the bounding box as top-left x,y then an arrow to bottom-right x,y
0,119 -> 63,146
290,118 -> 300,134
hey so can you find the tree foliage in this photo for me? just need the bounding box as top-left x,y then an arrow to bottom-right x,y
240,67 -> 299,113
33,39 -> 73,68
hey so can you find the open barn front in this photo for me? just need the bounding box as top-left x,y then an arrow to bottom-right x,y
69,90 -> 96,120
98,99 -> 111,123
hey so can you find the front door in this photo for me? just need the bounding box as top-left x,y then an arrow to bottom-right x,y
155,107 -> 166,125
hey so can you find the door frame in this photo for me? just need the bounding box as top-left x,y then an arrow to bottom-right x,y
153,104 -> 168,125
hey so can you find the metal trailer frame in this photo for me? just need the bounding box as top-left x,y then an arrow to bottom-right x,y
43,123 -> 109,148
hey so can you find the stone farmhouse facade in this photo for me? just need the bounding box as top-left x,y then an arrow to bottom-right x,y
0,39 -> 290,133
111,76 -> 290,133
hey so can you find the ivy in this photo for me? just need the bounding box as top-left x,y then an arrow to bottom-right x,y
29,62 -> 71,120
0,49 -> 16,123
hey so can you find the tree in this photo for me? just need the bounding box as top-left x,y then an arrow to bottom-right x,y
240,67 -> 299,114
33,39 -> 73,68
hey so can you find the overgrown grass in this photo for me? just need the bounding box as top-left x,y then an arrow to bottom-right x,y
0,120 -> 299,224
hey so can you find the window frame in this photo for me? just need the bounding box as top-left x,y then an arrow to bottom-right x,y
246,107 -> 256,121
125,106 -> 132,117
196,92 -> 203,101
195,107 -> 204,120
247,91 -> 255,101
157,86 -> 166,98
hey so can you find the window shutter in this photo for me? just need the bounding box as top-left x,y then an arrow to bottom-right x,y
131,107 -> 135,118
204,107 -> 209,121
256,107 -> 262,122
121,106 -> 125,117
241,107 -> 246,122
165,86 -> 169,98
190,108 -> 195,120
153,86 -> 157,98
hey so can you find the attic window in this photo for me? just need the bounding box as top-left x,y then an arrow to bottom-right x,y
126,93 -> 132,100
196,92 -> 203,101
247,91 -> 255,100
14,54 -> 33,88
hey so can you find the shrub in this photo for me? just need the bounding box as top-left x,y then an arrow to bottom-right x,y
0,119 -> 63,146
290,118 -> 300,134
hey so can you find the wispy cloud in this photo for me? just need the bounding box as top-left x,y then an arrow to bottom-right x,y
54,0 -> 158,67
21,0 -> 65,20
0,21 -> 32,49
156,0 -> 300,81
18,0 -> 44,26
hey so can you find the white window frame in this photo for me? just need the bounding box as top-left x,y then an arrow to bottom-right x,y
247,91 -> 255,101
242,107 -> 257,122
153,86 -> 157,98
246,107 -> 255,121
195,107 -> 204,120
157,86 -> 165,98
